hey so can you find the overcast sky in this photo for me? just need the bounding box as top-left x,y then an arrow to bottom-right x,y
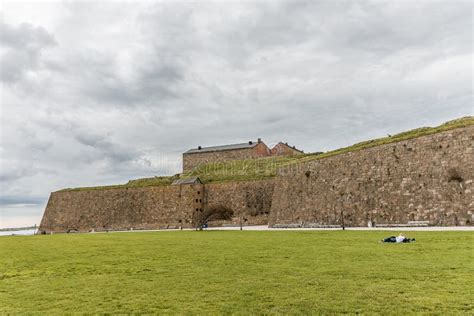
0,0 -> 472,228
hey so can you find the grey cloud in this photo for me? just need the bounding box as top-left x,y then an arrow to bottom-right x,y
73,131 -> 139,164
0,20 -> 55,48
43,47 -> 187,107
0,20 -> 56,83
0,166 -> 36,182
0,195 -> 45,207
86,63 -> 185,105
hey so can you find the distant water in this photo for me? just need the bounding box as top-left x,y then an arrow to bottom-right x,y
0,229 -> 37,237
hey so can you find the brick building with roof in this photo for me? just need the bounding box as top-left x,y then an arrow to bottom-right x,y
270,142 -> 304,156
182,138 -> 303,171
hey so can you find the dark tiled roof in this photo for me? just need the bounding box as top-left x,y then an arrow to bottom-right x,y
184,141 -> 259,154
171,177 -> 202,185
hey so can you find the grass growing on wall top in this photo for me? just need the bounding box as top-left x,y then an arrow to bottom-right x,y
60,176 -> 179,192
61,116 -> 473,191
296,115 -> 473,163
0,231 -> 472,314
184,116 -> 474,182
182,154 -> 300,183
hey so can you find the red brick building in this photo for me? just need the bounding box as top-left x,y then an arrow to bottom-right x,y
183,139 -> 304,172
183,139 -> 271,171
270,142 -> 304,156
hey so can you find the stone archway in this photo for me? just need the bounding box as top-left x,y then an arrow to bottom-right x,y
192,205 -> 234,229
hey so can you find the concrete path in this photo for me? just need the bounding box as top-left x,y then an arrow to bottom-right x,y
104,225 -> 474,233
207,225 -> 474,231
4,226 -> 472,237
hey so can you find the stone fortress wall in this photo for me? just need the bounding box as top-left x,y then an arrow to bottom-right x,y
39,180 -> 274,233
204,180 -> 274,226
39,126 -> 473,233
269,126 -> 474,227
40,185 -> 198,232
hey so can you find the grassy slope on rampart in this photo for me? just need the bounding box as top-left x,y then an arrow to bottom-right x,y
61,116 -> 473,191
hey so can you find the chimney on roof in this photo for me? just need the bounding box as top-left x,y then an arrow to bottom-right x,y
249,141 -> 253,145
198,146 -> 202,150
258,138 -> 262,143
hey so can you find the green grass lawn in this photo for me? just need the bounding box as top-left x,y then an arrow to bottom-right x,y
1,231 -> 472,314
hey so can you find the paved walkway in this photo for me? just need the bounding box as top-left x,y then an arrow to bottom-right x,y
105,225 -> 474,233
4,226 -> 472,237
207,225 -> 474,231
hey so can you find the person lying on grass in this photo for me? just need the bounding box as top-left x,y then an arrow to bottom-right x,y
382,233 -> 415,243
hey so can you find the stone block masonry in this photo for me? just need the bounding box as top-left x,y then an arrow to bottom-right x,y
39,180 -> 274,233
204,180 -> 274,226
39,185 -> 200,232
269,126 -> 474,227
39,125 -> 473,233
